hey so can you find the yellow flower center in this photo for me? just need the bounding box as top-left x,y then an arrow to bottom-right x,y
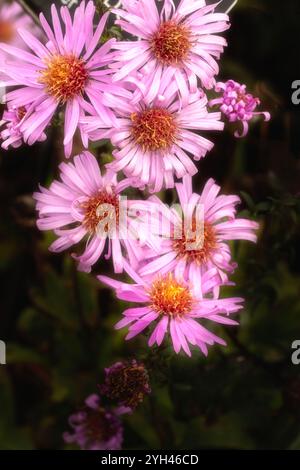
80,190 -> 119,234
173,220 -> 217,265
151,20 -> 191,66
131,108 -> 177,152
149,274 -> 193,317
39,55 -> 88,103
17,106 -> 27,120
0,20 -> 15,42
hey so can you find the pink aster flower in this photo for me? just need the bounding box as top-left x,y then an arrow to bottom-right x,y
210,79 -> 271,137
84,78 -> 223,192
98,263 -> 243,357
139,176 -> 259,295
0,105 -> 46,149
33,151 -> 147,273
0,1 -> 40,50
63,393 -> 129,450
0,0 -> 42,84
111,0 -> 230,99
0,1 -> 127,156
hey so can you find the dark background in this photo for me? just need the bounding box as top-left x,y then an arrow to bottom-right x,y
0,0 -> 300,450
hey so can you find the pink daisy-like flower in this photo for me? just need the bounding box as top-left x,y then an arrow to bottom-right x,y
63,393 -> 129,450
33,151 -> 147,273
111,0 -> 230,99
98,263 -> 243,357
0,1 -> 40,50
210,79 -> 271,137
84,78 -> 223,192
0,105 -> 46,149
0,1 -> 127,156
0,1 -> 42,84
139,176 -> 259,295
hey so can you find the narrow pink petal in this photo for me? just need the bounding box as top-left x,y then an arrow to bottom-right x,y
64,99 -> 80,146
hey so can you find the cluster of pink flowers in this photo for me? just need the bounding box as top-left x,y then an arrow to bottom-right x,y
0,1 -> 269,357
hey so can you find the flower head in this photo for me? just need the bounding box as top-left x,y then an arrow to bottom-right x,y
33,151 -> 145,273
84,79 -> 223,192
210,79 -> 271,137
63,394 -> 128,450
0,1 -> 127,156
112,0 -> 230,99
139,176 -> 259,295
100,360 -> 151,409
0,105 -> 46,149
0,1 -> 40,49
98,264 -> 243,357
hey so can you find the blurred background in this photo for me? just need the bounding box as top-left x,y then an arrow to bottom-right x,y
0,0 -> 300,450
